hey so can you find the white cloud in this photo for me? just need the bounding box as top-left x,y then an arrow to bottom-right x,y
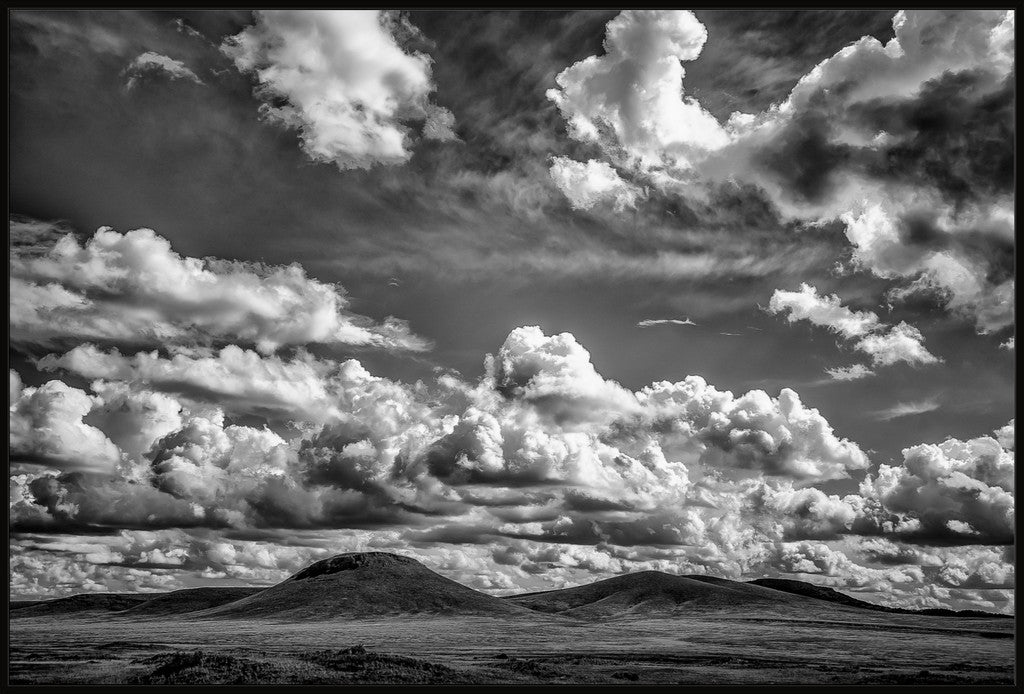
10,322 -> 1014,611
552,10 -> 1016,334
859,432 -> 1014,544
854,321 -> 941,368
10,222 -> 429,354
824,364 -> 875,381
487,325 -> 640,424
9,377 -> 122,473
548,157 -> 642,211
843,203 -> 1014,334
40,344 -> 353,424
125,51 -> 203,89
635,377 -> 870,480
873,398 -> 940,421
994,420 -> 1013,450
637,318 -> 696,328
768,284 -> 940,368
768,283 -> 881,339
1000,337 -> 1014,350
223,10 -> 451,169
547,10 -> 729,173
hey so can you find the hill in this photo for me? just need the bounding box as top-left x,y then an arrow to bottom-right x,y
117,587 -> 265,617
10,593 -> 152,619
196,552 -> 533,619
505,571 -> 803,618
750,578 -> 1012,618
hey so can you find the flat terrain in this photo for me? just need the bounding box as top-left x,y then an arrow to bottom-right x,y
9,609 -> 1013,684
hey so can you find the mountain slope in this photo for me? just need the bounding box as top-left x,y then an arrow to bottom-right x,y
197,552 -> 532,619
10,593 -> 152,619
116,587 -> 265,617
506,571 -> 802,618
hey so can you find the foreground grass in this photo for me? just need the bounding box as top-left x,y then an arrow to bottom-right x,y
9,611 -> 1014,685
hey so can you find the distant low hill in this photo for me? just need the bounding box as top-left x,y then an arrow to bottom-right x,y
10,593 -> 152,619
12,557 -> 1011,621
749,578 -> 1012,619
117,587 -> 265,617
195,552 -> 533,619
504,571 -> 804,618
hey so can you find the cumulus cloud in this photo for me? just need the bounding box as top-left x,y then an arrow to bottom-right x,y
9,220 -> 430,354
552,10 -> 1016,334
632,377 -> 870,481
10,376 -> 122,473
548,157 -> 642,211
858,432 -> 1014,544
993,420 -> 1013,450
771,541 -> 924,592
547,10 -> 728,173
768,283 -> 940,368
223,10 -> 453,169
124,51 -> 202,89
9,324 -> 1013,611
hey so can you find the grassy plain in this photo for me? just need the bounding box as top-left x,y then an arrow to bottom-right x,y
8,608 -> 1014,684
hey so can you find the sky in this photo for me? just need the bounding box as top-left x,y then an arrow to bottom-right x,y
7,9 -> 1016,613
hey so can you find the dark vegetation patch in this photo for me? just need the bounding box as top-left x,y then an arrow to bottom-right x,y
131,650 -> 283,684
300,646 -> 475,683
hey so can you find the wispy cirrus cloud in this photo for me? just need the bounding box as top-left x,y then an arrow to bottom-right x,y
637,317 -> 697,328
873,398 -> 941,421
124,51 -> 203,89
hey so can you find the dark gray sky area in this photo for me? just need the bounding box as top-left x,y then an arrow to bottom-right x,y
8,10 -> 1016,613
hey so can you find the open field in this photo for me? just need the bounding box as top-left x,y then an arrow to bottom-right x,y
9,609 -> 1014,685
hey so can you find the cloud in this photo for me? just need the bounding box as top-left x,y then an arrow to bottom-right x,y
993,420 -> 1013,451
768,283 -> 940,368
771,541 -> 924,591
547,10 -> 728,173
552,10 -> 1015,334
632,377 -> 870,480
39,344 -> 366,424
768,283 -> 880,338
999,337 -> 1014,350
487,325 -> 640,424
854,322 -> 940,368
858,432 -> 1014,544
124,51 -> 203,89
9,220 -> 430,354
223,10 -> 453,169
637,318 -> 696,328
873,398 -> 940,421
9,323 -> 1013,611
9,376 -> 122,474
548,157 -> 642,211
824,364 -> 874,381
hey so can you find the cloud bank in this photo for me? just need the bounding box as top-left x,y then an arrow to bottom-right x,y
9,219 -> 430,354
11,321 -> 1014,611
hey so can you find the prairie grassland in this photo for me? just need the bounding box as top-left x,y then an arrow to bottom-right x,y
8,609 -> 1014,684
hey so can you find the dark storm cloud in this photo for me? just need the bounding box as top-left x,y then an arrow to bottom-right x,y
754,107 -> 854,207
854,69 -> 1014,207
687,10 -> 898,118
